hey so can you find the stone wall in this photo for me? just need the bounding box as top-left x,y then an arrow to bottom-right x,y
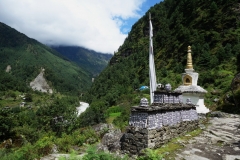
121,120 -> 199,155
154,93 -> 182,104
129,108 -> 198,129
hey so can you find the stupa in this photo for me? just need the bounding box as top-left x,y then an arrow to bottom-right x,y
120,15 -> 199,155
174,46 -> 210,114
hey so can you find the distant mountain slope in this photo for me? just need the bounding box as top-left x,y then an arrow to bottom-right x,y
80,0 -> 240,126
51,46 -> 112,76
0,22 -> 92,95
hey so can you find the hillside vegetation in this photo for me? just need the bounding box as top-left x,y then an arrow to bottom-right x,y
0,22 -> 92,95
81,0 -> 240,127
0,22 -> 112,159
52,46 -> 112,77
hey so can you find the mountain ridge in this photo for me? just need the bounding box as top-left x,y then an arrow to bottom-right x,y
51,46 -> 112,76
0,22 -> 97,94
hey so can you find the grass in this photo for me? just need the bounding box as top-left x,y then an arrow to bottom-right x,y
106,112 -> 121,124
0,99 -> 21,107
1,92 -> 40,108
0,91 -> 25,107
155,128 -> 203,159
109,112 -> 121,117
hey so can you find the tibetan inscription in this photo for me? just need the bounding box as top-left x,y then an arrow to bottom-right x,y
190,109 -> 198,120
129,112 -> 148,128
181,110 -> 190,121
148,113 -> 163,129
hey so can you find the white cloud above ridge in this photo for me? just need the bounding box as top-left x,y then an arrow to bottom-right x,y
0,0 -> 146,53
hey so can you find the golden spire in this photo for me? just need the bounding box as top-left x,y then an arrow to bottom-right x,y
186,46 -> 193,69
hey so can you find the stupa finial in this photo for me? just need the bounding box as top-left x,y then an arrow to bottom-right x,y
186,46 -> 193,69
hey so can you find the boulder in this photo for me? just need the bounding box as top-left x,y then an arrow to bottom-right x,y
209,111 -> 226,118
0,138 -> 12,148
96,123 -> 123,152
92,123 -> 114,137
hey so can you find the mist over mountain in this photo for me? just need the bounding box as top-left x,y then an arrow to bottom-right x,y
0,22 -> 111,95
51,46 -> 112,77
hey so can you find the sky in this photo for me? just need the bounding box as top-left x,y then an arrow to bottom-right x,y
0,0 -> 161,54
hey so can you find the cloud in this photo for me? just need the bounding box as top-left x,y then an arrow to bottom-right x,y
0,0 -> 146,53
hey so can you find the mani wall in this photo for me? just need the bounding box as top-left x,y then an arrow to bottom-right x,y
120,89 -> 199,155
121,119 -> 198,155
129,107 -> 198,129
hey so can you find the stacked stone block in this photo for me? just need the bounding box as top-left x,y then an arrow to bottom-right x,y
121,104 -> 199,155
121,88 -> 199,155
121,120 -> 198,155
129,107 -> 198,129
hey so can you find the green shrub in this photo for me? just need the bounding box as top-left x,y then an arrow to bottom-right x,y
34,136 -> 55,156
55,133 -> 73,152
82,145 -> 128,160
105,106 -> 122,118
138,148 -> 164,160
0,143 -> 39,160
59,150 -> 82,160
55,127 -> 99,152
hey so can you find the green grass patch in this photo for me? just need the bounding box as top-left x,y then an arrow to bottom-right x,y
106,112 -> 121,124
109,112 -> 121,117
105,106 -> 123,124
156,128 -> 203,159
0,99 -> 21,107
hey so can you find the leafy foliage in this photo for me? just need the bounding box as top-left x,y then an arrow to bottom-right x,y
77,100 -> 108,127
0,95 -> 79,141
137,148 -> 164,160
82,145 -> 128,160
0,22 -> 114,159
0,92 -> 105,159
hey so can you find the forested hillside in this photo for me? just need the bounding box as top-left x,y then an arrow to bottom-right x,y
52,46 -> 112,77
0,22 -> 92,95
0,22 -> 95,159
80,0 -> 240,127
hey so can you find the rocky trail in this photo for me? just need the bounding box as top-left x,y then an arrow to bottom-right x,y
174,112 -> 240,160
41,112 -> 240,160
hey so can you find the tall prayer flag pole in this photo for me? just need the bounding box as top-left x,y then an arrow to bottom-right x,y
149,13 -> 157,104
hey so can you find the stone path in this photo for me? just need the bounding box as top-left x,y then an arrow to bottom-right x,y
175,113 -> 240,160
40,112 -> 240,160
41,153 -> 84,160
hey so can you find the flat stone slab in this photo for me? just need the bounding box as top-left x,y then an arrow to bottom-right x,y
222,154 -> 240,160
175,113 -> 240,160
41,153 -> 84,160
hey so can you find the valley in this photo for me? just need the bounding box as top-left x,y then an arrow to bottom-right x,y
1,0 -> 240,159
